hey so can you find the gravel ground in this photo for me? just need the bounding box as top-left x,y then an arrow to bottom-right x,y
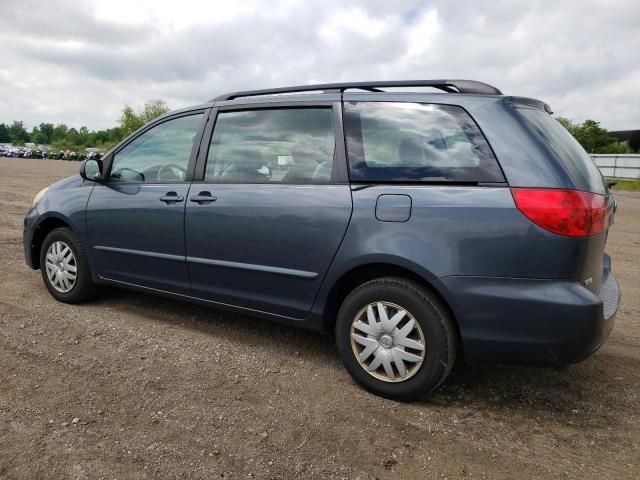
1,157 -> 638,480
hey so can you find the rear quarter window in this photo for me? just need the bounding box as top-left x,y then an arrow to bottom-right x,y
344,102 -> 504,183
517,108 -> 607,194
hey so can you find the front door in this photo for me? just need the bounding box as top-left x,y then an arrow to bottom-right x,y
86,111 -> 206,294
185,105 -> 352,318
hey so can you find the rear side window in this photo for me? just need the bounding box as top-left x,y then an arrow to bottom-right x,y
344,102 -> 504,183
517,108 -> 607,194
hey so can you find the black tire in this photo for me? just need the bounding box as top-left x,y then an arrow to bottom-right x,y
335,277 -> 457,401
39,227 -> 97,304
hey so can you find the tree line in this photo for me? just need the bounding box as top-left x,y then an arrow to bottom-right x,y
0,101 -> 634,155
0,100 -> 170,153
556,118 -> 632,154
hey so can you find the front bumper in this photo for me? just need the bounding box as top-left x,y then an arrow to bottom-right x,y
23,206 -> 39,269
436,259 -> 620,366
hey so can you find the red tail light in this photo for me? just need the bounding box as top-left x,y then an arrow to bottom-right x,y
511,188 -> 608,237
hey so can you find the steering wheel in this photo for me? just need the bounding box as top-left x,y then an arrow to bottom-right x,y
157,163 -> 187,182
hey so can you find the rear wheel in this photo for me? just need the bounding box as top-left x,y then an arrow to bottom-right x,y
40,227 -> 97,304
335,277 -> 456,401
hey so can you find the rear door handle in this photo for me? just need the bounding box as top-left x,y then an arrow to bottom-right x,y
190,192 -> 217,204
160,192 -> 184,204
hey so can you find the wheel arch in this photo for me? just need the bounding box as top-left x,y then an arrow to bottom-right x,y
320,261 -> 462,353
29,214 -> 74,270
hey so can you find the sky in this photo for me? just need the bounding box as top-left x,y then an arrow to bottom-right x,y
1,0 -> 639,131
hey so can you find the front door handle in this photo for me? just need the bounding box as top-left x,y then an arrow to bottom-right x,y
160,192 -> 184,204
189,191 -> 217,204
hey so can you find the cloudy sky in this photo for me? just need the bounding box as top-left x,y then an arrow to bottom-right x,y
1,0 -> 639,131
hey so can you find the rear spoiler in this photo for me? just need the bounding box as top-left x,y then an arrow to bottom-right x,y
508,96 -> 553,114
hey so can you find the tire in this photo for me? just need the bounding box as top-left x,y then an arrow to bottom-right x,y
335,277 -> 457,401
39,227 -> 97,304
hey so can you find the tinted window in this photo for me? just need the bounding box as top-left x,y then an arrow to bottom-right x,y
110,113 -> 203,183
206,108 -> 334,183
344,102 -> 504,183
518,108 -> 607,194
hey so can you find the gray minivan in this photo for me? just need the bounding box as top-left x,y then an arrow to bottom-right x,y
23,80 -> 620,400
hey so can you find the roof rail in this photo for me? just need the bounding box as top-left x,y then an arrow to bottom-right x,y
210,79 -> 503,102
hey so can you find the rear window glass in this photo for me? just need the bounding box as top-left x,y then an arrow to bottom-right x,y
344,102 -> 504,183
518,108 -> 607,194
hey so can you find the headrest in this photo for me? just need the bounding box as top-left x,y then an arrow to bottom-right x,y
232,147 -> 263,169
291,143 -> 320,165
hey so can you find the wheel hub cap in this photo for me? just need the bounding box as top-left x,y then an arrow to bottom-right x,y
350,301 -> 426,383
379,334 -> 393,349
45,241 -> 77,293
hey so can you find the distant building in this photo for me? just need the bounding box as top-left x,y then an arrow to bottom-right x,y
610,130 -> 640,152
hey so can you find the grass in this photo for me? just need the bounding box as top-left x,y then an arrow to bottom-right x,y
608,178 -> 640,191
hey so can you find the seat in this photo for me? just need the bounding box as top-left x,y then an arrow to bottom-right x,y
282,144 -> 320,183
220,149 -> 268,182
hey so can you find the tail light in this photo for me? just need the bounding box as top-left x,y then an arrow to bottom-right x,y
511,188 -> 608,237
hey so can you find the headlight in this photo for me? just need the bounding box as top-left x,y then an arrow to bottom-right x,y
32,187 -> 48,208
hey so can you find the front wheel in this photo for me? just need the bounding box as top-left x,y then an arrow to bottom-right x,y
335,277 -> 457,401
40,227 -> 97,304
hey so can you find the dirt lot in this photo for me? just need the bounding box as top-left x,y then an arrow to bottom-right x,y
0,157 -> 638,479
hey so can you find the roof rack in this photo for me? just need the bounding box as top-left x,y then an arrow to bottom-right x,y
211,79 -> 503,102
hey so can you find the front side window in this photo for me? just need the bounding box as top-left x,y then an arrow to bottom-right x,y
110,113 -> 203,183
344,102 -> 504,183
205,108 -> 335,183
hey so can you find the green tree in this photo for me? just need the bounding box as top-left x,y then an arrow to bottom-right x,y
141,99 -> 170,123
573,120 -> 618,153
0,123 -> 11,143
1,99 -> 170,154
556,117 -> 574,132
9,121 -> 30,145
31,126 -> 45,144
119,105 -> 145,136
65,128 -> 81,147
556,117 -> 631,154
38,123 -> 55,144
52,124 -> 69,142
78,126 -> 91,146
119,99 -> 171,136
31,124 -> 57,145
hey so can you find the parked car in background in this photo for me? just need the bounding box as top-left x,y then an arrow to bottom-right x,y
30,148 -> 45,159
86,150 -> 103,161
23,80 -> 620,400
6,148 -> 24,157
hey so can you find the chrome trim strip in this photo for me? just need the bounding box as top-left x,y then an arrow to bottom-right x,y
93,245 -> 318,279
94,245 -> 184,262
186,256 -> 318,279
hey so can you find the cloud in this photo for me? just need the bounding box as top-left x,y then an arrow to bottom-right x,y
0,0 -> 638,130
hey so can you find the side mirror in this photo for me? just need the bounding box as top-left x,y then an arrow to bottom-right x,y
80,158 -> 103,182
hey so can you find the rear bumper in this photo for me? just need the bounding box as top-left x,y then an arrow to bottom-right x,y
436,261 -> 620,366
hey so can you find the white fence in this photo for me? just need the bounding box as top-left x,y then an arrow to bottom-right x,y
590,154 -> 640,179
